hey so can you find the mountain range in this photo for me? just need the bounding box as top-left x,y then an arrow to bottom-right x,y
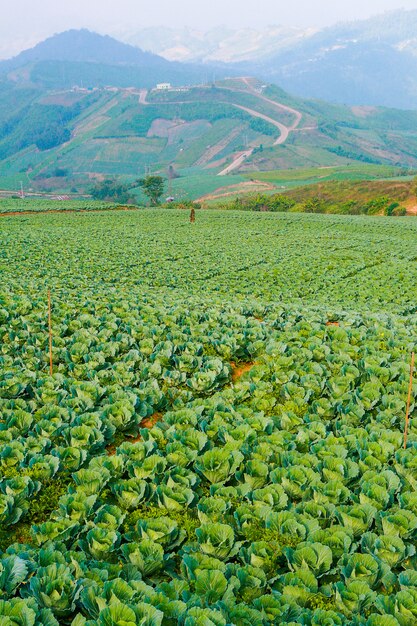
126,10 -> 417,64
120,25 -> 314,63
245,10 -> 417,109
122,10 -> 417,109
0,19 -> 417,198
1,11 -> 417,108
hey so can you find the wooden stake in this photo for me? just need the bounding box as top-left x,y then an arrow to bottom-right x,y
403,351 -> 415,449
48,289 -> 53,376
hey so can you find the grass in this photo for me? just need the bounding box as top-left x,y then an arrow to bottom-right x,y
246,164 -> 414,186
283,178 -> 415,205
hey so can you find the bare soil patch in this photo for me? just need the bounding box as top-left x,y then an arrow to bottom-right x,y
404,197 -> 417,215
199,179 -> 276,202
351,106 -> 377,118
230,361 -> 257,382
107,412 -> 163,455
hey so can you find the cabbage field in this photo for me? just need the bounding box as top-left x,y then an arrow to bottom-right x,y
1,209 -> 417,626
0,199 -> 124,214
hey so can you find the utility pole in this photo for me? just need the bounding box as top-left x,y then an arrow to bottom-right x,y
168,170 -> 173,197
20,181 -> 25,199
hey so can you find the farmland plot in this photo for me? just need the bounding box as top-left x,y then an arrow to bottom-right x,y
1,210 -> 417,625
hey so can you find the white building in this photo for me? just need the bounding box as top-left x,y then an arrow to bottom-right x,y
156,83 -> 172,90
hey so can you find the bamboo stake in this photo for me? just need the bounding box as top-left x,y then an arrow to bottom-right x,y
403,351 -> 415,449
48,289 -> 53,376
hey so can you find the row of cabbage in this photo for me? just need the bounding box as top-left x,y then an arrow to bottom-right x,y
2,210 -> 417,314
0,199 -> 123,213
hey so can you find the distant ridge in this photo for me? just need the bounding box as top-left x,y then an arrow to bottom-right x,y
1,15 -> 417,107
0,30 -> 222,88
0,29 -> 172,69
118,10 -> 417,109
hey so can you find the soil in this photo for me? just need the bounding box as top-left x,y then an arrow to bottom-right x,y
199,179 -> 276,202
351,106 -> 377,118
230,361 -> 257,382
404,197 -> 417,215
140,412 -> 163,430
106,412 -> 163,455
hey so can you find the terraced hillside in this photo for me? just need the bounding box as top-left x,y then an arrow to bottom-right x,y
1,77 -> 417,197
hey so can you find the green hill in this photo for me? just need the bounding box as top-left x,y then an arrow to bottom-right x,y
1,76 -> 417,198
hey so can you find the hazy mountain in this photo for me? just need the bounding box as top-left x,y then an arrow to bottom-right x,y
250,42 -> 417,109
242,10 -> 417,109
119,10 -> 417,109
0,30 -> 221,89
2,13 -> 417,108
117,10 -> 417,64
309,9 -> 417,54
119,25 -> 313,63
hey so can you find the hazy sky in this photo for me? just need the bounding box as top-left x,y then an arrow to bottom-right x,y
1,0 -> 417,58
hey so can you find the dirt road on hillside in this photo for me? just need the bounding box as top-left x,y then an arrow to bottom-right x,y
241,77 -> 303,131
217,102 -> 292,175
136,80 -> 304,177
218,150 -> 255,176
233,104 -> 290,145
217,77 -> 304,176
138,89 -> 148,105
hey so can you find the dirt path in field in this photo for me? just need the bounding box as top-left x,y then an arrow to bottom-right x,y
106,359 -> 257,456
107,412 -> 162,455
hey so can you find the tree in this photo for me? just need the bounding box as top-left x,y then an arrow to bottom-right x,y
90,178 -> 133,204
137,175 -> 166,206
